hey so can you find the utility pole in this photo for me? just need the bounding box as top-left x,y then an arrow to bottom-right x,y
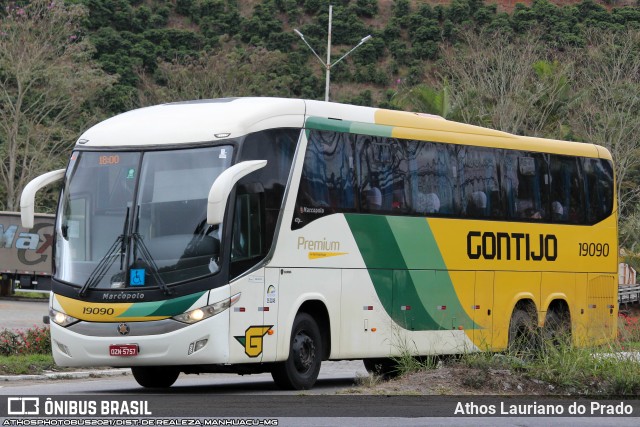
294,5 -> 372,102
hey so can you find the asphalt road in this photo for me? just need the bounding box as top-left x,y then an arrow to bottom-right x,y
0,297 -> 49,330
1,298 -> 639,425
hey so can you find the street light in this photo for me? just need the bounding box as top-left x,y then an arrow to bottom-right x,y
294,5 -> 372,102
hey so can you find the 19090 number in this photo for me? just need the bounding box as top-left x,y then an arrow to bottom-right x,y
82,307 -> 115,315
578,242 -> 610,257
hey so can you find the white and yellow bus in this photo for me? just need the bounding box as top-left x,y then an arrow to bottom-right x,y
21,98 -> 618,389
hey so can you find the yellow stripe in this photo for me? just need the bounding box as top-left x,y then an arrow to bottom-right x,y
374,109 -> 606,158
308,252 -> 349,260
55,294 -> 168,322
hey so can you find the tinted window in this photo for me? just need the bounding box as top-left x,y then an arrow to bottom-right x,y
550,156 -> 584,223
407,141 -> 457,216
232,129 -> 298,278
294,130 -> 356,229
584,158 -> 614,224
355,135 -> 407,213
502,151 -> 549,221
459,146 -> 502,219
294,129 -> 614,227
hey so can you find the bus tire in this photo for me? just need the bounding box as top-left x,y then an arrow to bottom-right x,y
363,358 -> 400,379
271,312 -> 322,390
543,309 -> 571,347
131,366 -> 180,388
507,307 -> 539,356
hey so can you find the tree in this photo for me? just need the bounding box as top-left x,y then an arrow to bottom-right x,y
0,0 -> 115,211
439,29 -> 574,138
568,29 -> 640,247
136,43 -> 294,105
391,83 -> 451,118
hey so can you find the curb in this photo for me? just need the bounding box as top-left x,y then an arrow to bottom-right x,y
0,369 -> 130,382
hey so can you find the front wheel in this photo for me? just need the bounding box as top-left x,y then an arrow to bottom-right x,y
131,366 -> 180,388
271,313 -> 322,390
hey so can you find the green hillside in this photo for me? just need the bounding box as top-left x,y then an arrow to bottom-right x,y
1,0 -> 640,256
69,0 -> 640,108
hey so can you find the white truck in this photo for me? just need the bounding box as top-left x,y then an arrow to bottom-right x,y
0,211 -> 54,295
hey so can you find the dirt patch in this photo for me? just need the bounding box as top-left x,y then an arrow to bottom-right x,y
348,361 -> 557,395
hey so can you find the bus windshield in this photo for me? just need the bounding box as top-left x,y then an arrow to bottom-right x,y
56,146 -> 234,293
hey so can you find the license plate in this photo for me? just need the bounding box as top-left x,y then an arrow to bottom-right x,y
109,344 -> 139,357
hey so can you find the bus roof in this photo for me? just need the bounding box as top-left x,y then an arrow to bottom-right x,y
76,98 -> 306,148
76,97 -> 611,160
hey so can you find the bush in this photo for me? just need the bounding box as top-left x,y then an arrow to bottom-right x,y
0,330 -> 20,356
0,326 -> 51,356
618,312 -> 640,345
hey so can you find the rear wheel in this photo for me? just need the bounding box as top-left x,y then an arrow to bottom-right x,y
508,307 -> 539,357
271,313 -> 322,390
131,366 -> 180,388
543,309 -> 571,348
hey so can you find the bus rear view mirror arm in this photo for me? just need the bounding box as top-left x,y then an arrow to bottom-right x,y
207,160 -> 267,225
20,169 -> 65,229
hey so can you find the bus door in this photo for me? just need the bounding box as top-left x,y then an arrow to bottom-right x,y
229,268 -> 269,363
261,267 -> 280,362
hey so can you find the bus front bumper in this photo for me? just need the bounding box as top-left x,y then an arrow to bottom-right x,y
50,314 -> 230,367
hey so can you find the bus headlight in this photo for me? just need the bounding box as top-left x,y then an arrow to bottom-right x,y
173,293 -> 241,324
50,308 -> 79,327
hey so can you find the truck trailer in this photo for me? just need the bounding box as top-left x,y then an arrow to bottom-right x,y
0,211 -> 54,295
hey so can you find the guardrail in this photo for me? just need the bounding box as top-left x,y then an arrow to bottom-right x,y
619,284 -> 640,305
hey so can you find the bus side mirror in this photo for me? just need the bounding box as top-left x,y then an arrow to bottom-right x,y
20,169 -> 65,229
207,160 -> 267,225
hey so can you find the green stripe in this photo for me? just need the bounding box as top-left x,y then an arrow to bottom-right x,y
345,214 -> 478,331
345,215 -> 407,269
305,117 -> 393,137
119,291 -> 206,318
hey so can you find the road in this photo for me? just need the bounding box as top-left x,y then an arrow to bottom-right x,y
0,297 -> 48,330
1,299 -> 639,426
0,297 -> 368,394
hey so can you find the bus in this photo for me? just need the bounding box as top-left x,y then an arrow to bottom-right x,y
20,98 -> 618,390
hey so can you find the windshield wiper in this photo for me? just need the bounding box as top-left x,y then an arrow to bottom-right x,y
77,235 -> 124,297
132,233 -> 172,296
78,207 -> 130,298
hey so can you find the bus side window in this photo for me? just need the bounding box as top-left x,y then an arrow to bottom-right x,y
231,193 -> 263,262
407,140 -> 455,216
294,130 -> 356,229
550,155 -> 584,224
458,146 -> 501,219
583,158 -> 614,224
503,152 -> 549,221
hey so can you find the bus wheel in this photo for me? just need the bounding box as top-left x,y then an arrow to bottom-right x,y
508,307 -> 539,357
271,312 -> 322,390
363,358 -> 400,379
131,366 -> 180,388
543,309 -> 571,348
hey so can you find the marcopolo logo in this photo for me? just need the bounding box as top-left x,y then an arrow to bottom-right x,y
7,397 -> 40,415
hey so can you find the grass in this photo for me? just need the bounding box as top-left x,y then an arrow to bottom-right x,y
12,291 -> 49,299
621,341 -> 640,350
365,312 -> 640,396
0,324 -> 56,375
0,354 -> 57,375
